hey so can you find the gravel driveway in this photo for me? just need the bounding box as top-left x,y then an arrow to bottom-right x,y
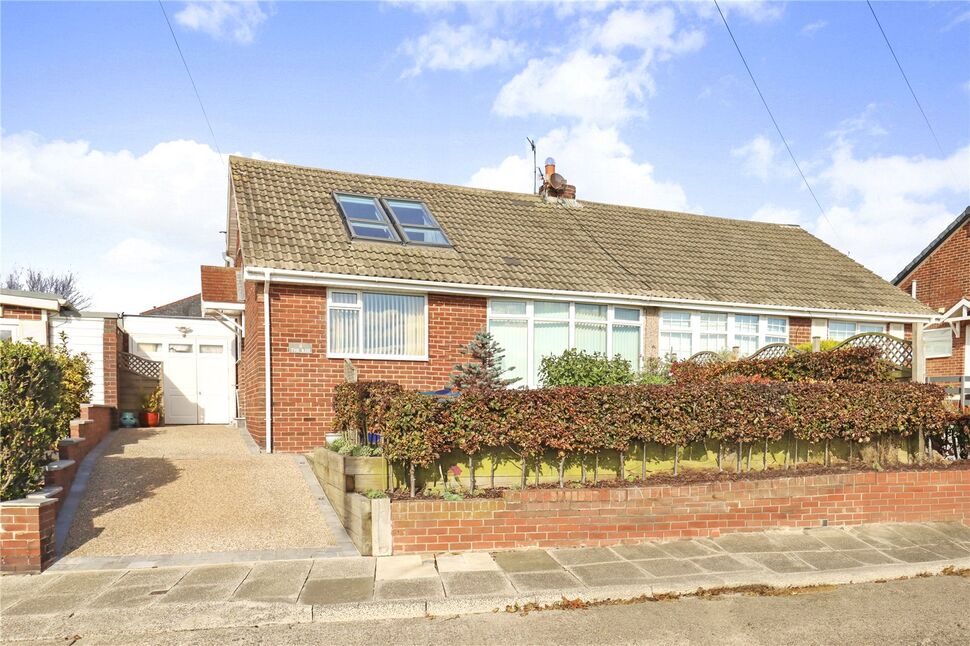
62,426 -> 336,557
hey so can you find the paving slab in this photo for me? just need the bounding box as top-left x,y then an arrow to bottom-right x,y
3,593 -> 87,616
806,529 -> 873,551
40,570 -> 125,595
436,552 -> 500,573
88,584 -> 161,609
851,525 -> 919,549
157,583 -> 238,604
922,522 -> 970,542
115,567 -> 188,589
745,553 -> 816,573
375,554 -> 436,580
610,543 -> 669,561
690,554 -> 754,573
508,570 -> 582,592
492,550 -> 563,573
440,570 -> 516,597
634,558 -> 704,577
793,551 -> 865,571
299,576 -> 374,604
880,546 -> 947,563
568,561 -> 652,587
549,547 -> 622,566
657,540 -> 717,559
922,541 -> 970,559
374,577 -> 444,601
307,556 -> 375,579
884,523 -> 958,545
841,549 -> 897,565
176,564 -> 252,587
232,560 -> 312,602
713,533 -> 784,553
770,533 -> 826,552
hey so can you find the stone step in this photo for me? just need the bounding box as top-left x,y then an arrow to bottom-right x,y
26,485 -> 64,501
44,459 -> 76,472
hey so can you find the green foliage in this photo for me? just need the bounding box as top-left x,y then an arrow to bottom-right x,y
539,349 -> 635,387
350,444 -> 381,457
1,339 -> 92,501
332,381 -> 405,438
368,382 -> 953,484
364,488 -> 387,499
795,340 -> 841,352
671,347 -> 896,383
141,385 -> 163,413
635,355 -> 673,385
327,437 -> 347,452
443,490 -> 464,501
450,330 -> 520,392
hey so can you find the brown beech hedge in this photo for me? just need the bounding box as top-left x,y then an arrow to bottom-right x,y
333,380 -> 955,494
670,346 -> 897,383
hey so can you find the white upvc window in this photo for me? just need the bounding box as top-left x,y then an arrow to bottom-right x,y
658,310 -> 790,360
827,320 -> 886,342
0,319 -> 19,343
924,328 -> 953,359
327,290 -> 428,360
487,299 -> 643,388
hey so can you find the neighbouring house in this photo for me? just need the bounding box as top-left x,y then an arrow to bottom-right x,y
202,156 -> 936,453
894,207 -> 970,407
1,288 -> 121,415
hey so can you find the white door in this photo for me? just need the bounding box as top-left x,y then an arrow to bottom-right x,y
132,338 -> 231,425
196,341 -> 230,424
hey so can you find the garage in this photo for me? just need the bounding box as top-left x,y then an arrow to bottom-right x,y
122,314 -> 237,425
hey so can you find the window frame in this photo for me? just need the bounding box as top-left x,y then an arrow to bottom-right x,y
381,197 -> 452,248
333,192 -> 402,243
826,320 -> 887,342
487,299 -> 643,388
658,310 -> 790,360
327,289 -> 429,361
0,319 -> 19,343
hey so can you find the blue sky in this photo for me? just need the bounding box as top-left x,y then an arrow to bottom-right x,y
2,1 -> 968,311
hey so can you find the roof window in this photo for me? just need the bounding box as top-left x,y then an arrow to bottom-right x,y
334,193 -> 451,247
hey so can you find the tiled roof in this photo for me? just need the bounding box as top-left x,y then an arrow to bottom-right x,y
230,156 -> 933,316
141,294 -> 202,318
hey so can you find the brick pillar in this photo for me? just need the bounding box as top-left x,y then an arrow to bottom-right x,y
102,319 -> 120,428
0,499 -> 57,574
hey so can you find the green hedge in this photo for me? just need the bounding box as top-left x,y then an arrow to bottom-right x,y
337,379 -> 955,494
0,339 -> 91,501
670,347 -> 896,383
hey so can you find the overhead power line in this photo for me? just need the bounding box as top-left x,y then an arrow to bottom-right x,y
865,0 -> 945,158
712,0 -> 838,240
157,1 -> 224,162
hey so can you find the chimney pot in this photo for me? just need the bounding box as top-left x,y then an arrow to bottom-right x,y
544,157 -> 556,179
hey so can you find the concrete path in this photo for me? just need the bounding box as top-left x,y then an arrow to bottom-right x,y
2,521 -> 969,642
54,425 -> 354,568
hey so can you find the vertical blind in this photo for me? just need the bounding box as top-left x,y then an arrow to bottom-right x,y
328,291 -> 426,357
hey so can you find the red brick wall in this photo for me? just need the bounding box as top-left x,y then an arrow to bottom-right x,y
898,219 -> 969,379
241,280 -> 266,448
201,265 -> 241,303
2,305 -> 43,321
789,317 -> 811,345
390,469 -> 970,553
0,501 -> 57,573
272,285 -> 485,452
102,319 -> 118,416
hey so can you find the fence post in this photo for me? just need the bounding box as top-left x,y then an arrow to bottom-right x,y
913,322 -> 926,462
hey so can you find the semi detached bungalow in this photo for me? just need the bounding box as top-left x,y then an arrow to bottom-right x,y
203,156 -> 935,453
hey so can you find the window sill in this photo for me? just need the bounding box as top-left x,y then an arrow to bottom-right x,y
327,353 -> 429,363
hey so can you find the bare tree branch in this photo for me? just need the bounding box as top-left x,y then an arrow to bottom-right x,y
3,267 -> 92,310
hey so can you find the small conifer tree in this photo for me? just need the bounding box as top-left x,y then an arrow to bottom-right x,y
450,330 -> 520,392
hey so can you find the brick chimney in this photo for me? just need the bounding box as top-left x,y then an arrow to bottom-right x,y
540,157 -> 577,200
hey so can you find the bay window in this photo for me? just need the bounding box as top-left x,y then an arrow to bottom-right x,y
659,310 -> 790,360
327,290 -> 427,359
488,300 -> 643,388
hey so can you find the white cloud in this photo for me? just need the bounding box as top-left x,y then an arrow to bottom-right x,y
0,133 -> 273,311
693,1 -> 784,24
591,7 -> 705,61
468,124 -> 689,212
810,143 -> 970,279
174,1 -> 269,44
731,135 -> 789,182
751,204 -> 802,224
801,20 -> 827,35
400,22 -> 522,76
494,50 -> 647,124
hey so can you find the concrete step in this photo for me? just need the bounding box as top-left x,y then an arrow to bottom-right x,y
26,485 -> 64,501
44,459 -> 76,472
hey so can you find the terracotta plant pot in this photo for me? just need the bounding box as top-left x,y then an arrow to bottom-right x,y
143,412 -> 161,427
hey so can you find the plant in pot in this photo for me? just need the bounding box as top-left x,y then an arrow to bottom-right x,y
140,386 -> 163,427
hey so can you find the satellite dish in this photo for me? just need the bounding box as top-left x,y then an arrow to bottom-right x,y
549,173 -> 566,190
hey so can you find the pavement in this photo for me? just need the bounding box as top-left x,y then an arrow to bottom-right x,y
2,521 -> 969,643
55,425 -> 353,567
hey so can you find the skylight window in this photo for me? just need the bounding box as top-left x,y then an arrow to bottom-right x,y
385,199 -> 450,246
334,192 -> 451,247
334,194 -> 400,242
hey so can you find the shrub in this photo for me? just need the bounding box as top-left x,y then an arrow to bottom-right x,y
795,339 -> 841,352
1,339 -> 91,501
539,349 -> 636,387
671,347 -> 896,383
451,330 -> 519,392
362,380 -> 951,490
332,381 -> 404,441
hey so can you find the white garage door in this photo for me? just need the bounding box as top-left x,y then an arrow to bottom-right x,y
134,338 -> 231,425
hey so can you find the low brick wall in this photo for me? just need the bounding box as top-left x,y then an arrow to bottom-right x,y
390,468 -> 970,554
1,404 -> 113,574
